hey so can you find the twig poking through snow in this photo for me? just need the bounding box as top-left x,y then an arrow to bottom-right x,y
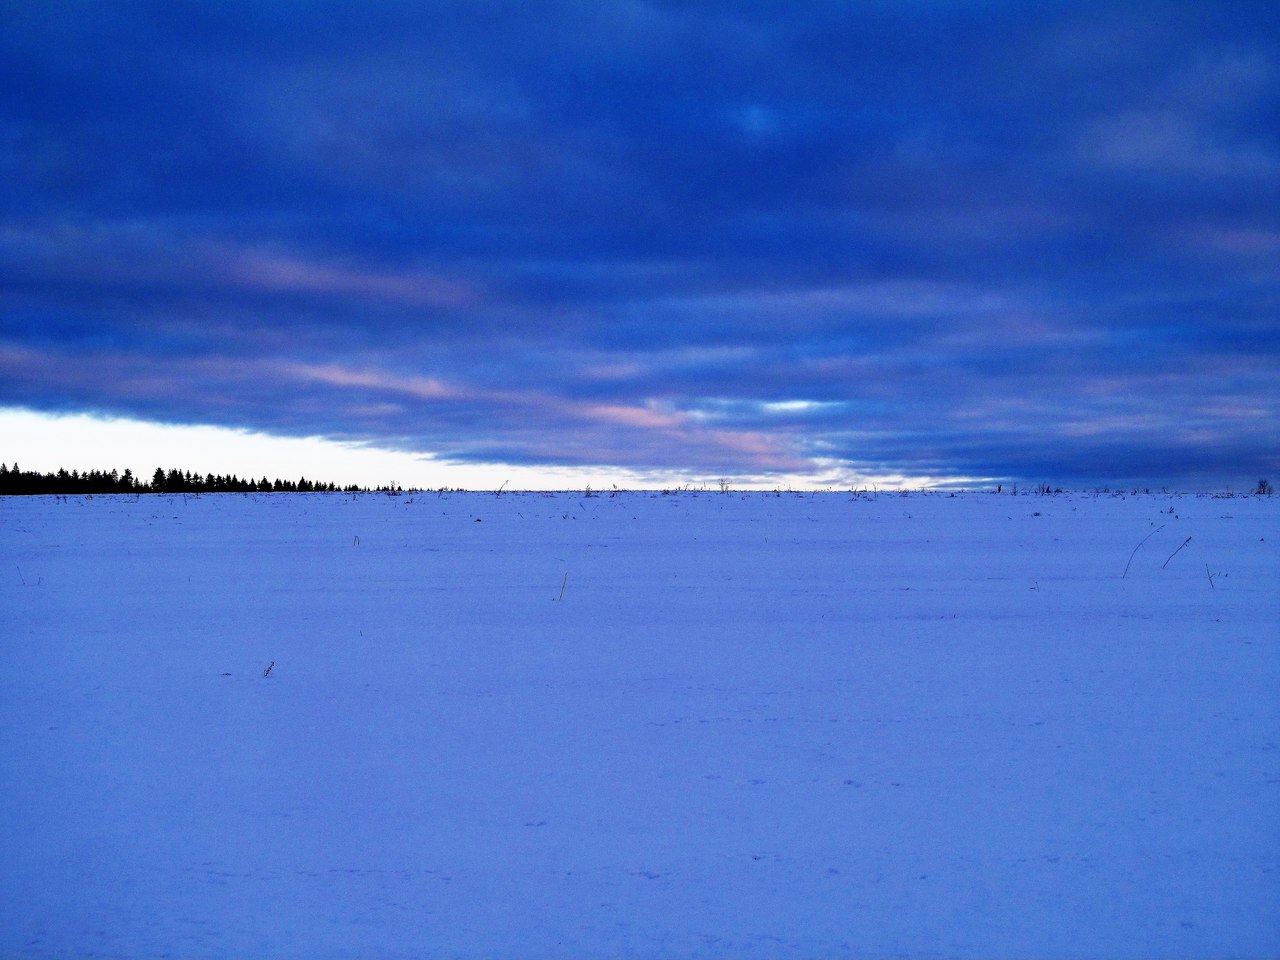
1206,564 -> 1216,590
263,660 -> 275,678
554,574 -> 567,601
1162,536 -> 1192,569
1123,524 -> 1164,578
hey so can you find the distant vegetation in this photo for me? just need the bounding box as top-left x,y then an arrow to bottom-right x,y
1,462 -> 1273,498
0,463 -> 391,496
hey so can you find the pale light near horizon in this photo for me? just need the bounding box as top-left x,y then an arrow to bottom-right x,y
0,408 -> 656,490
0,408 -> 976,491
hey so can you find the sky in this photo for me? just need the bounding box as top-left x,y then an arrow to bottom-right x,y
2,1 -> 1277,490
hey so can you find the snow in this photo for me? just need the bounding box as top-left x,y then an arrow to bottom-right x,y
1,490 -> 1277,959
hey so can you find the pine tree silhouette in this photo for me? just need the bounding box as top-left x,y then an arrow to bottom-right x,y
0,461 -> 379,496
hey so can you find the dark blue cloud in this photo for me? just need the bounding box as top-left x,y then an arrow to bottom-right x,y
2,1 -> 1277,486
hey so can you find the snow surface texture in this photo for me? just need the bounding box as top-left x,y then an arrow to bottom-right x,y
1,490 -> 1277,959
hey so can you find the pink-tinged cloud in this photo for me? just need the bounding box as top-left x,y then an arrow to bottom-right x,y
0,343 -> 43,369
708,429 -> 808,470
578,361 -> 648,382
283,362 -> 689,430
578,402 -> 686,430
222,250 -> 476,307
282,362 -> 458,400
272,359 -> 811,471
557,399 -> 803,468
1191,227 -> 1280,258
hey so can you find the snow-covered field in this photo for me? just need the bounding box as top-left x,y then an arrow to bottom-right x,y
1,490 -> 1276,959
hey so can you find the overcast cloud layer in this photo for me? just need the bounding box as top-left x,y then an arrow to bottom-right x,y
2,1 -> 1277,487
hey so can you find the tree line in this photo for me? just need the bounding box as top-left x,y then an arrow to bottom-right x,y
0,463 -> 392,496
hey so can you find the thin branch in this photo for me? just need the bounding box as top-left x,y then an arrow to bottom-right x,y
1162,536 -> 1192,569
1123,524 -> 1164,578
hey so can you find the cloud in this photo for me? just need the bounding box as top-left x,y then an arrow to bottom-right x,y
1080,110 -> 1280,180
221,251 -> 476,307
281,363 -> 456,400
1,2 -> 1276,488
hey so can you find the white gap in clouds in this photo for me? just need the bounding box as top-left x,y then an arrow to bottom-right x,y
759,399 -> 844,415
0,407 -> 846,491
0,408 -> 620,491
0,408 -> 987,492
